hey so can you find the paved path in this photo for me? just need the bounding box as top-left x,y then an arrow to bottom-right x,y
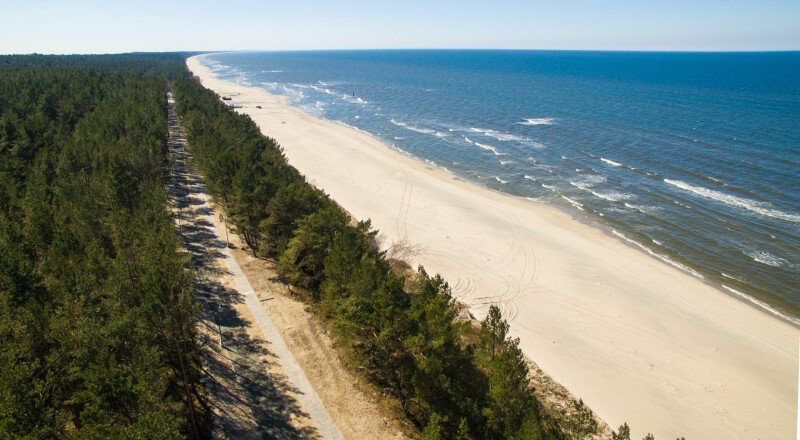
166,92 -> 342,440
198,192 -> 342,440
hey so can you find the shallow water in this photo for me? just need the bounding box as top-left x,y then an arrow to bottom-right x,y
203,50 -> 800,323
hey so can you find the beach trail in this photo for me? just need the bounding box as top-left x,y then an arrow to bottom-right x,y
167,92 -> 343,439
187,56 -> 799,440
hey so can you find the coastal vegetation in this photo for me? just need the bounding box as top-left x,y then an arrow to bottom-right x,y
175,74 -> 568,439
0,54 -> 208,438
0,52 -> 657,439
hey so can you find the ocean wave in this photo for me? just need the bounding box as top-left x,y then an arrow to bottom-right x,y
721,272 -> 746,283
499,159 -> 515,166
520,140 -> 546,149
570,181 -> 634,202
342,94 -> 368,104
263,70 -> 285,73
519,117 -> 555,126
664,179 -> 800,223
281,85 -> 305,102
601,157 -> 623,167
624,203 -> 662,215
523,175 -> 536,181
574,174 -> 607,186
744,250 -> 786,267
705,175 -> 727,185
463,135 -> 506,155
477,142 -> 505,155
301,101 -> 326,116
308,84 -> 336,95
541,184 -> 558,191
469,127 -> 526,142
721,285 -> 800,326
612,230 -> 704,279
671,199 -> 693,210
391,119 -> 436,135
595,191 -> 635,202
494,176 -> 509,184
569,181 -> 590,190
562,196 -> 584,210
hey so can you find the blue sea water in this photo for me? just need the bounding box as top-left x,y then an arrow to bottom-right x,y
201,50 -> 800,324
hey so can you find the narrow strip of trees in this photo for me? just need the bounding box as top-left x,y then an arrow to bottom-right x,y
0,55 -> 209,438
174,75 -> 564,439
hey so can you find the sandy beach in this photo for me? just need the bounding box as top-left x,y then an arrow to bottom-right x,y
187,55 -> 798,439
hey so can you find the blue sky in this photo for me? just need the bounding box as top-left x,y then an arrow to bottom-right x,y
2,0 -> 799,54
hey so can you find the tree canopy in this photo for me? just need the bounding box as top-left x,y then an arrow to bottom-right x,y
0,54 -> 208,438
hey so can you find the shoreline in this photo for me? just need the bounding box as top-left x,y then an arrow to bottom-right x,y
200,54 -> 800,328
187,55 -> 798,439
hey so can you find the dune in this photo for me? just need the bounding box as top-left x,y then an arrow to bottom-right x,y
187,55 -> 798,440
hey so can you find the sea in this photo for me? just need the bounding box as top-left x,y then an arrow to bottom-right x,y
199,50 -> 800,325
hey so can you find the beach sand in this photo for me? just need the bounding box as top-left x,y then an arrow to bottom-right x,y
187,55 -> 798,439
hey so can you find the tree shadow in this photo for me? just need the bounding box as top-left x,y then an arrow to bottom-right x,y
168,110 -> 319,440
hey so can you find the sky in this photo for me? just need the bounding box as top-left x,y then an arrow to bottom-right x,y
1,0 -> 799,54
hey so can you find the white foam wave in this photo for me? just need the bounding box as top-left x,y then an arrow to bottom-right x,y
562,196 -> 584,210
569,181 -> 590,190
721,272 -> 746,283
745,250 -> 786,267
519,117 -> 555,126
593,191 -> 634,202
469,127 -> 526,142
664,179 -> 800,223
342,94 -> 368,104
625,203 -> 662,215
521,140 -> 547,149
391,119 -> 436,135
601,158 -> 623,167
574,174 -> 607,186
570,182 -> 633,202
477,142 -> 505,155
721,285 -> 800,326
308,84 -> 336,95
706,175 -> 727,185
494,176 -> 508,184
612,230 -> 704,279
499,159 -> 515,166
463,135 -> 506,156
524,175 -> 537,181
541,184 -> 558,191
262,70 -> 284,73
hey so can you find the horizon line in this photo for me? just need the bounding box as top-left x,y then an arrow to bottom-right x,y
3,47 -> 800,56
